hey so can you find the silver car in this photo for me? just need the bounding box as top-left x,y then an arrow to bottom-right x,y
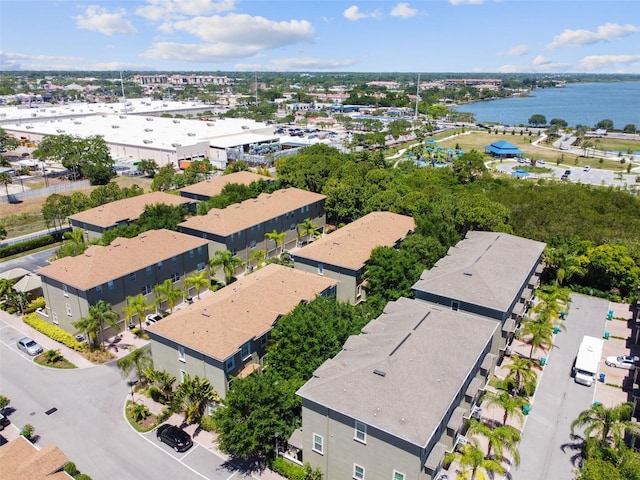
605,355 -> 637,370
17,336 -> 43,356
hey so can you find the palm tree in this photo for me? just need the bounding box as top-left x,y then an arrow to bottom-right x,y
248,249 -> 266,271
122,294 -> 150,329
297,218 -> 321,246
504,355 -> 538,397
145,369 -> 177,403
117,347 -> 153,383
265,229 -> 287,256
518,317 -> 556,359
481,389 -> 528,427
445,443 -> 504,480
466,419 -> 521,466
571,402 -> 639,446
209,250 -> 243,285
0,172 -> 12,197
73,300 -> 119,347
544,247 -> 585,286
173,374 -> 219,425
154,279 -> 182,313
184,271 -> 210,299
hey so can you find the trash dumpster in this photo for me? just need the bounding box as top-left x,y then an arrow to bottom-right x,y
604,331 -> 610,339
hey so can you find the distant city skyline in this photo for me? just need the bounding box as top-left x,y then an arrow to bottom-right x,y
1,0 -> 639,73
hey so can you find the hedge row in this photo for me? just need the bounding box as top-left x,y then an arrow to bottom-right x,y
269,458 -> 306,480
24,297 -> 46,314
23,313 -> 86,352
0,235 -> 57,259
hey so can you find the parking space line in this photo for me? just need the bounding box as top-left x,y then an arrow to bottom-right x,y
0,340 -> 36,364
137,432 -> 211,480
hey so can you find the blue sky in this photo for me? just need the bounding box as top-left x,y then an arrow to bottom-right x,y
1,0 -> 639,73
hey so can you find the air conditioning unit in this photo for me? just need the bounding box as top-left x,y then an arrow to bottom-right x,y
471,406 -> 483,419
455,435 -> 468,447
142,139 -> 152,144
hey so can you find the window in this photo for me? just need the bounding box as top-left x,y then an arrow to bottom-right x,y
146,266 -> 152,275
312,433 -> 323,454
63,284 -> 68,297
357,284 -> 362,298
52,312 -> 58,325
290,223 -> 296,230
171,256 -> 177,264
157,261 -> 163,270
96,285 -> 103,295
451,301 -> 459,312
393,472 -> 405,480
171,272 -> 180,283
180,370 -> 186,382
241,342 -> 251,360
354,421 -> 367,443
249,240 -> 256,249
107,280 -> 115,291
197,262 -> 206,272
317,263 -> 324,275
225,356 -> 235,372
353,464 -> 365,480
142,284 -> 152,295
260,335 -> 268,347
66,303 -> 72,317
178,346 -> 185,362
197,246 -> 203,254
130,272 -> 136,282
189,249 -> 194,258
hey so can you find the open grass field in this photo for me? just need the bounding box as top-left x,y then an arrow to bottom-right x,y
588,137 -> 640,153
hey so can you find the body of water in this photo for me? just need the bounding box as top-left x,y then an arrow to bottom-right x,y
453,82 -> 640,129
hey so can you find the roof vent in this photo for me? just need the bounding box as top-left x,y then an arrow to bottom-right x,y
201,310 -> 211,317
373,369 -> 386,377
463,271 -> 473,276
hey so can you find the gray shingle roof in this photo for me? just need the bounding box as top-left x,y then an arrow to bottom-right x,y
412,231 -> 546,312
297,297 -> 497,447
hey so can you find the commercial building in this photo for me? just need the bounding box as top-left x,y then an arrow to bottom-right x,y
179,171 -> 273,202
412,231 -> 546,358
146,264 -> 338,399
292,212 -> 415,304
179,188 -> 326,270
37,229 -> 210,336
297,297 -> 498,480
68,192 -> 194,241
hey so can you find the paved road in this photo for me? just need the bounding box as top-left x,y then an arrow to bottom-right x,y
0,319 -> 251,480
0,246 -> 59,273
514,294 -> 609,480
493,161 -> 638,187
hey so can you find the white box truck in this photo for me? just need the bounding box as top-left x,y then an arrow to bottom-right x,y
574,336 -> 604,386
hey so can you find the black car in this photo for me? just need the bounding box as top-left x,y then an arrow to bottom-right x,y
156,424 -> 193,452
0,413 -> 10,430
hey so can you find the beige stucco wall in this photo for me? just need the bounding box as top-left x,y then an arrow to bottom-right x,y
293,262 -> 360,305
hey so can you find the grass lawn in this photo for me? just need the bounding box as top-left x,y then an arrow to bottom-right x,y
34,352 -> 77,369
125,400 -> 158,433
589,137 -> 640,153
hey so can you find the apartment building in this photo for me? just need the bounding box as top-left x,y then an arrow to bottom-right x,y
292,212 -> 415,304
178,171 -> 273,202
37,229 -> 210,335
146,264 -> 338,399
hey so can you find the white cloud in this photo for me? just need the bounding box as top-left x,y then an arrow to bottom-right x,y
142,42 -> 261,62
532,55 -> 551,66
0,51 -> 148,71
547,22 -> 640,50
448,0 -> 484,5
502,45 -> 530,57
74,5 -> 137,36
343,5 -> 380,21
579,54 -> 640,71
268,57 -> 357,70
391,3 -> 418,18
496,60 -> 571,73
136,0 -> 236,21
169,14 -> 315,48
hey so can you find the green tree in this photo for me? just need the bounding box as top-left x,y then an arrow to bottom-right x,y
445,443 -> 505,480
571,402 -> 638,446
42,193 -> 74,230
0,172 -> 12,197
117,347 -> 153,383
577,458 -> 626,480
481,389 -> 527,426
297,218 -> 321,245
581,244 -> 640,299
0,395 -> 10,414
214,371 -> 299,459
0,127 -> 19,153
129,403 -> 151,422
364,246 -> 423,304
518,318 -> 556,360
504,355 -> 537,396
595,119 -> 614,130
151,165 -> 176,192
184,270 -> 210,299
73,300 -> 119,347
622,124 -> 637,134
452,150 -> 488,184
174,374 -> 219,425
528,114 -> 547,126
154,279 -> 182,313
466,419 -> 521,465
265,229 -> 287,257
122,294 -> 150,329
145,369 -> 176,403
209,250 -> 243,285
137,203 -> 187,231
136,159 -> 159,177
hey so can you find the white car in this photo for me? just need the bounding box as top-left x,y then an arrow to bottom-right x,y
537,159 -> 546,165
145,314 -> 162,326
583,165 -> 591,172
17,337 -> 43,356
605,355 -> 637,370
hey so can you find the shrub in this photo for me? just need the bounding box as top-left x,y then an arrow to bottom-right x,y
148,385 -> 163,403
44,349 -> 64,364
199,415 -> 216,432
21,424 -> 35,439
269,458 -> 306,480
156,407 -> 172,424
74,474 -> 93,480
0,235 -> 56,258
23,297 -> 46,314
64,462 -> 80,476
23,313 -> 86,351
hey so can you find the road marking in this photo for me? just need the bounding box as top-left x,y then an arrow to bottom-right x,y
0,338 -> 38,364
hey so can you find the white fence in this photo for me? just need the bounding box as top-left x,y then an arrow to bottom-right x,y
0,180 -> 91,204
